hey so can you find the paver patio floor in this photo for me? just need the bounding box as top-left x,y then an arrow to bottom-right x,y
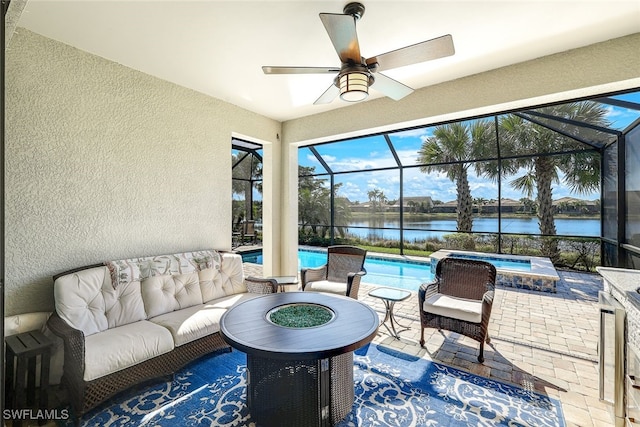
244,262 -> 611,427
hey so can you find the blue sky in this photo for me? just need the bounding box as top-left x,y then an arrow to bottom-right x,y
299,92 -> 640,203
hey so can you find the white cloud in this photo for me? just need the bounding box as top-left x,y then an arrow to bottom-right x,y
395,149 -> 420,165
329,157 -> 396,172
392,128 -> 432,139
330,165 -> 600,204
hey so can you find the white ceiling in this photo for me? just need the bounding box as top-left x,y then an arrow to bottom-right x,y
14,0 -> 640,122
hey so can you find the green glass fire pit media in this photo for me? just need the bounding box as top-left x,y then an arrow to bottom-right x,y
268,303 -> 334,328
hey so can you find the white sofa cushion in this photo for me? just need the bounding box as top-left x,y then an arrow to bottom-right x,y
220,253 -> 246,295
83,320 -> 174,381
304,280 -> 347,295
101,280 -> 147,329
149,293 -> 260,346
173,273 -> 203,308
141,276 -> 177,318
141,272 -> 203,318
422,293 -> 483,324
198,268 -> 226,302
199,253 -> 246,302
54,267 -> 110,336
54,266 -> 148,336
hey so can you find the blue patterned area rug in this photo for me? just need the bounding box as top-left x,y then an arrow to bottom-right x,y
62,344 -> 565,426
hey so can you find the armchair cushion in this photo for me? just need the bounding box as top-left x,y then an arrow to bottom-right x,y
303,280 -> 348,295
422,293 -> 482,324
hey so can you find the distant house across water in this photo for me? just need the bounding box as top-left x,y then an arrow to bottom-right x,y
347,197 -> 599,215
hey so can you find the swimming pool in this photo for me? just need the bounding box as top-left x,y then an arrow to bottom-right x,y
241,248 -> 432,291
241,248 -> 560,293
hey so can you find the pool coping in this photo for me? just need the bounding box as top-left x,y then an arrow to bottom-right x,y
299,246 -> 431,265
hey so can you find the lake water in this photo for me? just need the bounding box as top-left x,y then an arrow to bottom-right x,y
342,217 -> 599,241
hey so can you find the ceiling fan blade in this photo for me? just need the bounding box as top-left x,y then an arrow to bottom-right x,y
319,13 -> 361,64
263,66 -> 340,74
367,34 -> 454,72
313,84 -> 340,105
372,73 -> 414,101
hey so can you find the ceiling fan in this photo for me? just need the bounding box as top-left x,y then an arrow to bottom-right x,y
262,2 -> 455,105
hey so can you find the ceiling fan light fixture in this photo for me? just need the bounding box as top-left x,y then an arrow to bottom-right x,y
263,2 -> 453,106
339,72 -> 369,102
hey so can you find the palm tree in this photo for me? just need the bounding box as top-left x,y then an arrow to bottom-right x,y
473,197 -> 488,216
519,197 -> 536,214
498,102 -> 608,261
417,120 -> 495,232
332,194 -> 352,238
300,188 -> 335,238
557,200 -> 572,214
367,188 -> 387,213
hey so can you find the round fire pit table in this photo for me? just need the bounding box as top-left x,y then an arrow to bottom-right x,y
220,291 -> 379,427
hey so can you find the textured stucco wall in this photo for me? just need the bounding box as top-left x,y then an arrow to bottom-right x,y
4,29 -> 280,316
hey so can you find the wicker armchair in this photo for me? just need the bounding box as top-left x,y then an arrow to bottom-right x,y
245,276 -> 278,294
418,257 -> 496,363
300,245 -> 367,299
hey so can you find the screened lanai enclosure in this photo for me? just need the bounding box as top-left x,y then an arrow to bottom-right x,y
232,140 -> 263,246
297,89 -> 640,271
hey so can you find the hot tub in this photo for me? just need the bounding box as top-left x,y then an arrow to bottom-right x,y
430,249 -> 560,293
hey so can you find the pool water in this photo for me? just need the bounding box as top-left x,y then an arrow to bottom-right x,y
241,249 -> 533,292
242,249 -> 531,291
242,249 -> 432,291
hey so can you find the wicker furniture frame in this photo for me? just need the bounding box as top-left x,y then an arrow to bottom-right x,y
247,352 -> 353,427
47,267 -> 276,424
418,257 -> 496,363
300,245 -> 367,299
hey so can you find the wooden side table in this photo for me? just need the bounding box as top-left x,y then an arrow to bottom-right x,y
5,330 -> 54,427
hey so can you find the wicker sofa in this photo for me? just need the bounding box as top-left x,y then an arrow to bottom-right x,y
47,249 -> 276,422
